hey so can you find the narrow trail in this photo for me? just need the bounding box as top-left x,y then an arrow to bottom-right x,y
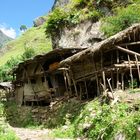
11,127 -> 73,140
11,127 -> 51,140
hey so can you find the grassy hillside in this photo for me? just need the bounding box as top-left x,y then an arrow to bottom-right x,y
0,24 -> 52,67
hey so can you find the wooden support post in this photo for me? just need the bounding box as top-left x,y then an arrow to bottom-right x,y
84,81 -> 88,99
102,71 -> 106,90
82,60 -> 89,99
110,53 -> 115,89
101,51 -> 106,90
63,71 -> 69,97
79,83 -> 82,100
92,54 -> 100,96
107,78 -> 114,99
107,78 -> 113,93
65,70 -> 72,96
121,73 -> 124,90
127,47 -> 133,89
111,71 -> 115,89
95,73 -> 100,96
134,29 -> 136,42
116,50 -> 119,89
69,68 -> 78,97
135,55 -> 140,82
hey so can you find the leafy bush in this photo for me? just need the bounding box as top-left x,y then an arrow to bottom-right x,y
21,47 -> 35,61
46,8 -> 69,35
45,0 -> 104,35
0,103 -> 18,140
51,100 -> 140,140
0,47 -> 35,82
46,0 -> 133,36
101,4 -> 140,37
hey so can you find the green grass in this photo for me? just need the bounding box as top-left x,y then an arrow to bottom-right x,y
3,101 -> 40,128
0,103 -> 19,140
101,3 -> 140,37
49,99 -> 140,140
0,24 -> 52,67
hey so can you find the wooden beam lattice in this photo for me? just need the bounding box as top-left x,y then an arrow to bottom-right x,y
119,41 -> 140,46
115,46 -> 140,57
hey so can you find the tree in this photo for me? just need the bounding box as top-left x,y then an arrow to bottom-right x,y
20,25 -> 27,32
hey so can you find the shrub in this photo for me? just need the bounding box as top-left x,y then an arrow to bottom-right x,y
45,0 -> 105,36
101,4 -> 140,37
21,47 -> 35,61
0,103 -> 18,140
0,47 -> 35,81
45,8 -> 69,35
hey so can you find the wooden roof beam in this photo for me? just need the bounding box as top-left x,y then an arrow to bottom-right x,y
119,41 -> 140,46
115,46 -> 140,57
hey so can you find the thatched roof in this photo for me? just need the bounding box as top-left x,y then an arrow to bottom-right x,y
14,48 -> 85,74
60,23 -> 140,66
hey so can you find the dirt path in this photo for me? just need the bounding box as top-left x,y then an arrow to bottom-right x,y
11,127 -> 73,140
11,127 -> 52,140
12,127 -> 73,140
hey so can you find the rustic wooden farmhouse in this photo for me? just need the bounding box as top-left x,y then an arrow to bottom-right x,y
13,24 -> 140,104
13,48 -> 83,105
60,24 -> 140,99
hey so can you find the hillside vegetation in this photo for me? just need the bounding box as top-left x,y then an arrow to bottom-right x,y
0,24 -> 52,81
3,92 -> 140,140
45,0 -> 140,38
0,25 -> 51,67
49,98 -> 140,140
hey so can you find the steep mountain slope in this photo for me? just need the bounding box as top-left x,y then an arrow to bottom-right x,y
0,25 -> 52,66
46,0 -> 134,49
0,30 -> 12,48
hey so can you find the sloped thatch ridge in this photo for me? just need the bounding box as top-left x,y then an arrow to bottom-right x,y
13,48 -> 84,74
60,23 -> 140,66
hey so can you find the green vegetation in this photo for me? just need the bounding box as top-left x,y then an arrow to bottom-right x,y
3,101 -> 40,129
45,0 -> 133,36
101,4 -> 140,37
0,47 -> 35,81
20,25 -> 27,32
0,25 -> 52,67
45,0 -> 104,35
50,99 -> 140,140
0,103 -> 19,140
0,24 -> 52,81
1,96 -> 140,139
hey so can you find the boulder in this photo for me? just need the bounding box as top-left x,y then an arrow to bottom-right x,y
33,17 -> 47,27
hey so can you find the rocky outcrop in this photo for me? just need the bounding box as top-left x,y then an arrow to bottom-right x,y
33,17 -> 47,27
52,20 -> 104,49
52,0 -> 71,9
